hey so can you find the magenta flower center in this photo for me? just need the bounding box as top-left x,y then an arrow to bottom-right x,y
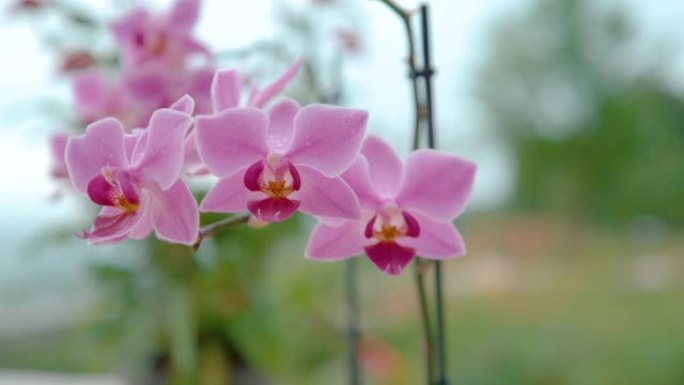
87,171 -> 141,214
244,158 -> 301,199
365,207 -> 420,243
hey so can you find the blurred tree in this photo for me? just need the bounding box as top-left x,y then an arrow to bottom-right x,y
478,0 -> 684,225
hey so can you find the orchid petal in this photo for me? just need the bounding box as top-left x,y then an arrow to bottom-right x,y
66,118 -> 127,194
247,198 -> 300,222
165,0 -> 199,31
82,208 -> 142,245
200,169 -> 262,213
294,166 -> 360,219
169,94 -> 195,114
267,98 -> 300,151
341,156 -> 381,209
397,149 -> 476,222
50,132 -> 69,179
362,136 -> 403,198
211,69 -> 242,112
128,207 -> 154,239
249,59 -> 302,108
306,220 -> 370,261
196,107 -> 269,177
364,242 -> 415,276
182,130 -> 208,175
398,212 -> 466,259
288,105 -> 367,177
131,109 -> 193,189
72,70 -> 106,122
150,180 -> 199,245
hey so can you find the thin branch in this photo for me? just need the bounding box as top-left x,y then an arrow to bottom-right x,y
377,0 -> 423,147
192,214 -> 250,251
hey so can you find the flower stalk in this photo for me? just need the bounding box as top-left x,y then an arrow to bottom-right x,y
377,1 -> 449,384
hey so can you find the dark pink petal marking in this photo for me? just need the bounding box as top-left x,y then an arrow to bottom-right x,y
87,175 -> 116,206
288,162 -> 301,191
247,198 -> 300,222
402,211 -> 420,238
244,161 -> 264,191
364,242 -> 416,276
364,215 -> 377,238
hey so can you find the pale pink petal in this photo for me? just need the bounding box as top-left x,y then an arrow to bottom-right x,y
195,107 -> 269,177
81,208 -> 143,245
182,131 -> 208,175
288,105 -> 368,177
199,169 -> 262,212
72,70 -> 106,122
128,206 -> 154,239
149,180 -> 199,245
247,198 -> 300,222
211,69 -> 242,112
306,220 -> 370,261
267,98 -> 300,151
124,131 -> 142,163
341,156 -> 381,209
49,132 -> 69,179
65,118 -> 127,194
131,109 -> 193,189
398,212 -> 466,259
361,135 -> 403,198
248,59 -> 302,108
364,242 -> 415,276
294,166 -> 360,219
169,94 -> 195,114
397,149 -> 476,223
165,0 -> 199,31
186,68 -> 213,114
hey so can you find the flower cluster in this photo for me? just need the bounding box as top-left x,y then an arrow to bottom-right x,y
59,0 -> 477,276
72,0 -> 213,130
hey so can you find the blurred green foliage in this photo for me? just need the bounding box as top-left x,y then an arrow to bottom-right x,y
478,0 -> 684,225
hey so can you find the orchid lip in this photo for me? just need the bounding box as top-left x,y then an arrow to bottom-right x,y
87,173 -> 140,213
364,209 -> 420,243
243,160 -> 301,199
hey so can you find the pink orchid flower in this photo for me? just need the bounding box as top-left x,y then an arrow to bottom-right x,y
183,60 -> 302,175
65,105 -> 199,245
110,0 -> 208,69
306,136 -> 476,275
195,101 -> 368,222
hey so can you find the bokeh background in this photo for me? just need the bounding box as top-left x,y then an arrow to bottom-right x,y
1,0 -> 684,384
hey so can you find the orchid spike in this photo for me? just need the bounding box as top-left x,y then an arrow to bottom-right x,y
306,136 -> 476,276
196,101 -> 367,223
110,0 -> 208,69
211,59 -> 302,112
184,60 -> 303,175
65,105 -> 199,245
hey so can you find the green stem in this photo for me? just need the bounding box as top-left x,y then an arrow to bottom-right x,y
346,258 -> 361,385
414,261 -> 436,384
418,4 -> 449,384
192,213 -> 250,251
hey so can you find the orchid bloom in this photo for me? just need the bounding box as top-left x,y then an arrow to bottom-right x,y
196,101 -> 367,223
306,136 -> 476,275
65,102 -> 198,245
183,60 -> 302,175
110,0 -> 208,69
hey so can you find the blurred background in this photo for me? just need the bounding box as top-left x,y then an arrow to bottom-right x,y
1,0 -> 684,384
